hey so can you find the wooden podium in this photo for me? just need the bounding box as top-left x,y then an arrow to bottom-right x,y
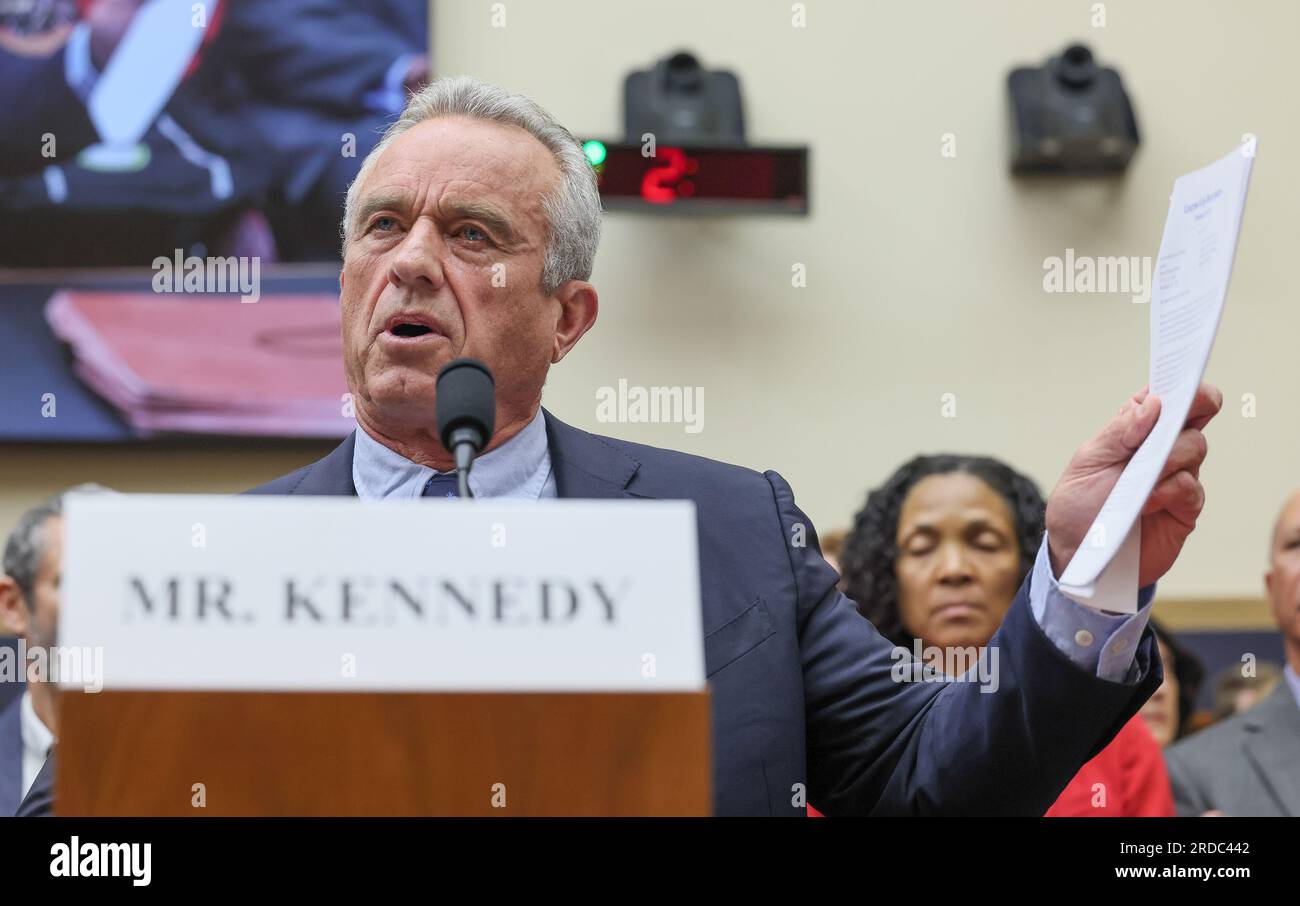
57,689 -> 711,816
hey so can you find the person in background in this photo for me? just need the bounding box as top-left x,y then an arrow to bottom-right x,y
1209,660 -> 1282,722
1165,488 -> 1300,816
0,484 -> 108,814
1,492 -> 65,813
839,454 -> 1173,817
1139,620 -> 1205,747
819,528 -> 847,577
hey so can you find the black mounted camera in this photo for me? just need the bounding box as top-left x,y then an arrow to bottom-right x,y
623,51 -> 745,146
1007,43 -> 1140,175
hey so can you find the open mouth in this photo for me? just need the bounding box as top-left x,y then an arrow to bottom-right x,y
384,314 -> 440,340
390,323 -> 434,338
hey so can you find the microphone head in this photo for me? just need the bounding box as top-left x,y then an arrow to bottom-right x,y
436,358 -> 496,452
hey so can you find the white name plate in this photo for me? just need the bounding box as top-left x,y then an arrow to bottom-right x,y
61,495 -> 704,692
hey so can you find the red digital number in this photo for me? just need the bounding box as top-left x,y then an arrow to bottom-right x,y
641,147 -> 697,204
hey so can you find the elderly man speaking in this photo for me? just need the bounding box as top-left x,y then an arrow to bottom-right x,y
27,77 -> 1220,817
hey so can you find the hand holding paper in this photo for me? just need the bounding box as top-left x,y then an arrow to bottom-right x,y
1042,142 -> 1253,612
1044,382 -> 1222,589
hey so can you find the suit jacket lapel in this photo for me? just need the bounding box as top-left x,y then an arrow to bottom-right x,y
542,408 -> 640,500
1241,681 -> 1300,816
290,433 -> 358,496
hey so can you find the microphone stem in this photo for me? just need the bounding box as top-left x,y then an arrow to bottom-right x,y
454,440 -> 476,499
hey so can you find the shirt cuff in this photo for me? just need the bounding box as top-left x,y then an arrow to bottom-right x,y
1027,534 -> 1154,682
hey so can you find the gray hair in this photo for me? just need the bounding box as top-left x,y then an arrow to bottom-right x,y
3,484 -> 112,605
342,75 -> 603,295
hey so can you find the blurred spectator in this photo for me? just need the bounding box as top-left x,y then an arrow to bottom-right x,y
1209,660 -> 1282,722
839,454 -> 1173,816
0,484 -> 111,814
819,528 -> 846,576
1165,488 -> 1300,816
1138,619 -> 1205,747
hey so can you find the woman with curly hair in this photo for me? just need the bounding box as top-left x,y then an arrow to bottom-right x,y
839,454 -> 1045,664
835,454 -> 1174,817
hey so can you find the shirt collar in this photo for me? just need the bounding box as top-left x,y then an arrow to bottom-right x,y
20,689 -> 54,758
351,408 -> 551,501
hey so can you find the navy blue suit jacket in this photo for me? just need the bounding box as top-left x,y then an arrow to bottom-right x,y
0,692 -> 23,816
18,410 -> 1162,816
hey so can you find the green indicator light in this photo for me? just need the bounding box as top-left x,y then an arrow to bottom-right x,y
583,140 -> 607,167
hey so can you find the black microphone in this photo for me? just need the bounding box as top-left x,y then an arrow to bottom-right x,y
435,358 -> 495,499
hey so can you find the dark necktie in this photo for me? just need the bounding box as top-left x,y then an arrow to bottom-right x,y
421,473 -> 460,499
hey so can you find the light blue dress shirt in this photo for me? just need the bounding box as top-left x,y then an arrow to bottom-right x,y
1028,533 -> 1155,682
352,408 -> 556,501
352,409 -> 1151,682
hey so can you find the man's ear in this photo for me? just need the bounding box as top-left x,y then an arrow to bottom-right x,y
0,575 -> 29,637
550,280 -> 598,365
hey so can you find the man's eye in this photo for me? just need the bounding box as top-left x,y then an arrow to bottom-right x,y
458,225 -> 489,243
370,216 -> 398,232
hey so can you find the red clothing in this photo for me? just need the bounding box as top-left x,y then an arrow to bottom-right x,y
1045,715 -> 1174,816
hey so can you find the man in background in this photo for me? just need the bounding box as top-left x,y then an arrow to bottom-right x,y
1165,489 -> 1300,816
1209,660 -> 1282,722
0,485 -> 106,814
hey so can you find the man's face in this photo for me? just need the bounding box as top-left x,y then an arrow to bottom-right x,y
0,515 -> 62,654
340,116 -> 566,436
1264,491 -> 1300,653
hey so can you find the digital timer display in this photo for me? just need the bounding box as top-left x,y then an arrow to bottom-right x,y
583,142 -> 809,214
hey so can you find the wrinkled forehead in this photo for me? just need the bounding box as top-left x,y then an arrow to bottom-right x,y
360,116 -> 560,225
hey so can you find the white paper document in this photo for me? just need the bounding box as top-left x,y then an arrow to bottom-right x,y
1059,143 -> 1256,612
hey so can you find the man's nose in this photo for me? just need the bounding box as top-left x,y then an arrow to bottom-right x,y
387,220 -> 446,291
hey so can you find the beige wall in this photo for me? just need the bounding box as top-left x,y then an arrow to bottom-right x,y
2,0 -> 1295,608
436,0 -> 1299,602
